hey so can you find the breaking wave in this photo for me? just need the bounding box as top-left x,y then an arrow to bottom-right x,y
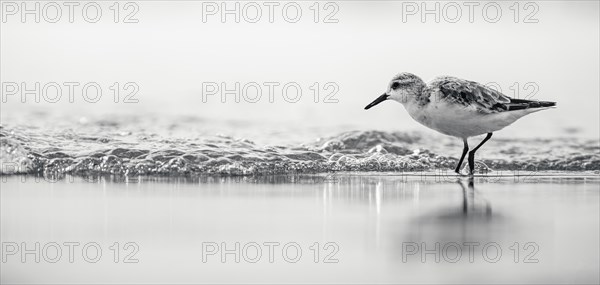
1,124 -> 599,177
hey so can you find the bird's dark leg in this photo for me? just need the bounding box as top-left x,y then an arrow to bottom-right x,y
467,133 -> 493,175
454,139 -> 469,174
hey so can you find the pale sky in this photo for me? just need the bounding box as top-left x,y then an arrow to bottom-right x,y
1,1 -> 598,138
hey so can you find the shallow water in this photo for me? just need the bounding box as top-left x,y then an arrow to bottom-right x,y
1,110 -> 598,284
1,174 -> 598,284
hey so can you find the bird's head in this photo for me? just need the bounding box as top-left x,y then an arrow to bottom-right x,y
364,72 -> 426,110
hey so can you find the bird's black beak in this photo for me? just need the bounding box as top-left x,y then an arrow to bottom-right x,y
364,93 -> 389,110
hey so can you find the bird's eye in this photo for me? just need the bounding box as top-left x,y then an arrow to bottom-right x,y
391,82 -> 400,90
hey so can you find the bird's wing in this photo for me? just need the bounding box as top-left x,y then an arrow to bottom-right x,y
427,76 -> 511,114
427,76 -> 555,113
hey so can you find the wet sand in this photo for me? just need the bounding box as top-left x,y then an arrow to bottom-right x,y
1,173 -> 598,284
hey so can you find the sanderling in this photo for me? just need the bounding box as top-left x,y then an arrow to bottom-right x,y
365,72 -> 556,175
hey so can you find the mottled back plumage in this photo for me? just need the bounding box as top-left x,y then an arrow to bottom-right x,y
424,76 -> 555,113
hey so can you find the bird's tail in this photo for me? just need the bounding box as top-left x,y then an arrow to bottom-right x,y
507,98 -> 556,111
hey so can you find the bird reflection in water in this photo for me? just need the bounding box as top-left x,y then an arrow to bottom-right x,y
458,177 -> 492,216
403,177 -> 499,245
